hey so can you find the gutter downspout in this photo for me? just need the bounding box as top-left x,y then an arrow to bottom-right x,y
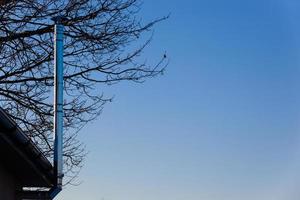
50,16 -> 65,199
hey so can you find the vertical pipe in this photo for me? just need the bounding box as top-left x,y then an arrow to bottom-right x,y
53,17 -> 64,191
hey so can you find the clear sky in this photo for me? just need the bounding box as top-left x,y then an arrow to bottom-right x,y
58,0 -> 300,200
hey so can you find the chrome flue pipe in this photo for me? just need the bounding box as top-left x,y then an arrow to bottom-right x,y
51,16 -> 65,199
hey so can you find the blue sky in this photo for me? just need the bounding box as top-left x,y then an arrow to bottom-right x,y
58,0 -> 300,200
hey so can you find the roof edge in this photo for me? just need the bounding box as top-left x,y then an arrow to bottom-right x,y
0,108 -> 55,186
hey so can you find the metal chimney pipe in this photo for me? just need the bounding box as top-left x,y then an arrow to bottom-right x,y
51,16 -> 65,198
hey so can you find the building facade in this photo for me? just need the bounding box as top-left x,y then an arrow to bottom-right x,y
0,108 -> 55,200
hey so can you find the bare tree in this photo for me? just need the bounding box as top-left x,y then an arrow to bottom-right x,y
0,0 -> 167,184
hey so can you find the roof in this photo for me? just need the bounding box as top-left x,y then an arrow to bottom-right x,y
0,108 -> 55,187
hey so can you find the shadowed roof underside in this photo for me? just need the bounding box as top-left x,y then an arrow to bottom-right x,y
0,108 -> 55,187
